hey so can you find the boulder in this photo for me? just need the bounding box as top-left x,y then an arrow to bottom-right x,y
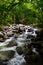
0,50 -> 15,60
37,48 -> 43,55
0,32 -> 4,37
23,48 -> 32,56
36,28 -> 43,40
7,31 -> 14,37
3,34 -> 8,39
40,48 -> 43,54
25,53 -> 38,62
4,26 -> 9,30
16,46 -> 23,55
7,41 -> 17,47
0,57 -> 8,65
0,38 -> 5,42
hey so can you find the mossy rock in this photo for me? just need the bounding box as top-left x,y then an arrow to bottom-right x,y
25,53 -> 38,62
23,48 -> 32,55
36,28 -> 43,40
0,25 -> 4,31
39,48 -> 43,54
40,43 -> 43,47
7,41 -> 17,47
16,46 -> 23,55
31,53 -> 38,61
0,50 -> 15,60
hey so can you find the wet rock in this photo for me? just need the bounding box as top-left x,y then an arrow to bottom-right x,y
31,34 -> 43,48
0,60 -> 4,65
23,48 -> 32,56
0,50 -> 15,60
0,38 -> 4,42
30,24 -> 37,28
39,48 -> 43,55
37,48 -> 43,55
24,43 -> 32,48
36,28 -> 43,40
0,58 -> 8,65
7,31 -> 14,37
3,35 -> 8,39
30,53 -> 38,61
0,51 -> 15,65
31,41 -> 41,48
41,43 -> 43,47
7,41 -> 17,47
16,46 -> 23,55
12,30 -> 18,33
18,27 -> 24,34
25,53 -> 38,62
0,32 -> 4,37
0,32 -> 8,42
4,26 -> 9,30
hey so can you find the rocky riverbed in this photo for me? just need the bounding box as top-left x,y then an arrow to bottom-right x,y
0,24 -> 43,65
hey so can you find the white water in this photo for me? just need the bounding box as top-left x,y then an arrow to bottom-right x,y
25,28 -> 37,37
8,52 -> 26,65
0,34 -> 27,65
32,48 -> 39,55
14,34 -> 31,46
0,46 -> 16,51
0,37 -> 13,46
0,37 -> 26,65
0,28 -> 37,65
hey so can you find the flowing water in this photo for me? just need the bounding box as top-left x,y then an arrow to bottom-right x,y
0,28 -> 38,65
8,52 -> 26,65
0,37 -> 26,65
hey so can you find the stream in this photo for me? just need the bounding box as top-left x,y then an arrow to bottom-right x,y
0,27 -> 38,65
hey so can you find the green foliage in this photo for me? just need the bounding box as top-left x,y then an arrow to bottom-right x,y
14,1 -> 43,24
0,0 -> 43,25
0,25 -> 4,30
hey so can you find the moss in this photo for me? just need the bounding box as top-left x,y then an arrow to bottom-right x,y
0,25 -> 4,31
0,50 -> 15,59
